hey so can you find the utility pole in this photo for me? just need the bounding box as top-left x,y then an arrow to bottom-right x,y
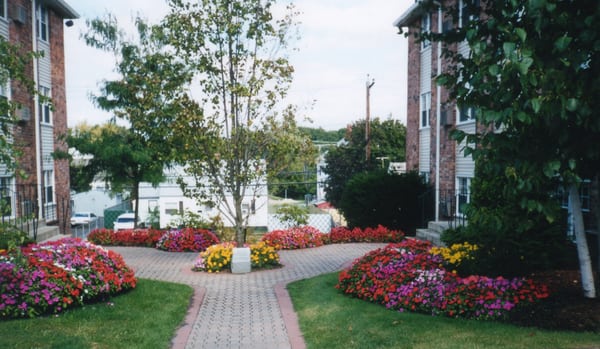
365,75 -> 375,162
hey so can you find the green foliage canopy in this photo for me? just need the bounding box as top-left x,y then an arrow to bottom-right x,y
322,118 -> 406,207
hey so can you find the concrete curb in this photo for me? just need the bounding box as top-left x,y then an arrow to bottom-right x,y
274,282 -> 306,349
171,285 -> 206,349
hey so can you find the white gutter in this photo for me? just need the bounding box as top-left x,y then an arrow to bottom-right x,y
32,0 -> 43,220
434,5 -> 442,221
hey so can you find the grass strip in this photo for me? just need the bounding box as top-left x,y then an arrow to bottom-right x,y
287,272 -> 600,349
0,278 -> 193,349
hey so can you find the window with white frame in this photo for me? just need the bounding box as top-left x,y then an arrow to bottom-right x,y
421,13 -> 431,50
39,86 -> 51,124
456,177 -> 471,215
37,4 -> 49,42
420,92 -> 431,128
459,0 -> 480,28
458,105 -> 476,123
0,0 -> 7,20
0,176 -> 12,216
43,170 -> 54,205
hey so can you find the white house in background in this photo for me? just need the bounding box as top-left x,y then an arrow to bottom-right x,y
71,188 -> 123,218
136,166 -> 269,229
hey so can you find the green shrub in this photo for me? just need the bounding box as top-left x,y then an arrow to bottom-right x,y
0,224 -> 34,249
338,170 -> 430,234
442,158 -> 570,278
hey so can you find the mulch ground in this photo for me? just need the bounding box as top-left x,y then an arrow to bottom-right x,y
508,270 -> 600,332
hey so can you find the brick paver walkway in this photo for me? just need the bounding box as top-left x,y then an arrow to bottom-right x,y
110,243 -> 385,349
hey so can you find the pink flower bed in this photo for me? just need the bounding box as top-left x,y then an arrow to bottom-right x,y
336,239 -> 549,320
329,225 -> 404,243
88,228 -> 165,247
156,228 -> 220,252
0,238 -> 136,319
261,226 -> 326,250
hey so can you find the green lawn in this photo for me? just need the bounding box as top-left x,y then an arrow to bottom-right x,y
0,279 -> 193,349
287,272 -> 600,349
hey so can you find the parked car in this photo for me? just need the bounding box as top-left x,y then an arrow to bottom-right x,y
113,213 -> 138,231
71,212 -> 98,226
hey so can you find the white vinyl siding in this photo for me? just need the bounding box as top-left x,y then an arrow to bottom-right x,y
41,126 -> 54,169
455,122 -> 475,179
419,129 -> 430,175
0,1 -> 7,39
420,49 -> 432,94
37,43 -> 52,87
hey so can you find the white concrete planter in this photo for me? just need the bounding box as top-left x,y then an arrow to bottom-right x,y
231,247 -> 251,274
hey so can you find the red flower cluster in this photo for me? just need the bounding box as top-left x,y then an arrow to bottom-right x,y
261,226 -> 325,250
329,225 -> 404,243
336,239 -> 549,320
0,238 -> 136,319
88,228 -> 165,247
156,228 -> 220,252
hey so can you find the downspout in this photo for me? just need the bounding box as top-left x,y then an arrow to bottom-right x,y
31,0 -> 43,221
434,4 -> 442,221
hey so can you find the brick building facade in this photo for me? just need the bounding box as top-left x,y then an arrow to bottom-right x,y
1,0 -> 78,235
395,0 -> 476,222
394,0 -> 598,235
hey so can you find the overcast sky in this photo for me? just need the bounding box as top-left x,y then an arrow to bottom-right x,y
64,0 -> 411,130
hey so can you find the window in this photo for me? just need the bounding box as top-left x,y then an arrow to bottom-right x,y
421,13 -> 431,50
459,0 -> 480,28
456,177 -> 471,215
43,170 -> 54,205
458,105 -> 476,123
37,4 -> 49,41
39,86 -> 51,124
420,92 -> 431,128
420,171 -> 429,184
0,176 -> 11,216
560,181 -> 591,212
164,202 -> 179,215
0,0 -> 6,19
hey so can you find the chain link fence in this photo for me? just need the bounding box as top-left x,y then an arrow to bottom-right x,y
268,213 -> 334,233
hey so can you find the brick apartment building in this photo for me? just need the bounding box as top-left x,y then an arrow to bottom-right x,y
1,0 -> 78,238
394,0 -> 478,224
394,0 -> 598,236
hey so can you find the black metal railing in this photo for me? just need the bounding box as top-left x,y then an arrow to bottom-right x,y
417,189 -> 468,230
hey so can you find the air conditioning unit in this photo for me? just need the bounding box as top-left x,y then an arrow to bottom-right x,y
12,5 -> 28,25
440,109 -> 453,126
16,106 -> 31,124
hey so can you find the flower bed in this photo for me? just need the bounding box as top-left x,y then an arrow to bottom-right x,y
156,228 -> 220,252
261,226 -> 326,250
88,228 -> 165,247
193,241 -> 281,273
0,238 -> 136,319
336,239 -> 549,320
329,225 -> 404,243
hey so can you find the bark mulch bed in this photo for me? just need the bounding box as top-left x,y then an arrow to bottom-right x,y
508,270 -> 600,332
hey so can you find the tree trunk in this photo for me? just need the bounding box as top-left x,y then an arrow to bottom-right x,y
133,181 -> 140,229
569,183 -> 596,298
594,174 -> 600,272
234,196 -> 245,246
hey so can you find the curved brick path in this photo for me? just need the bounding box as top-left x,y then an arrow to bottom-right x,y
110,243 -> 386,349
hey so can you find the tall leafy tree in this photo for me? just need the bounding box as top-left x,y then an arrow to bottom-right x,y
82,14 -> 192,224
322,118 -> 406,207
418,0 -> 599,297
160,0 -> 308,245
66,123 -> 164,223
